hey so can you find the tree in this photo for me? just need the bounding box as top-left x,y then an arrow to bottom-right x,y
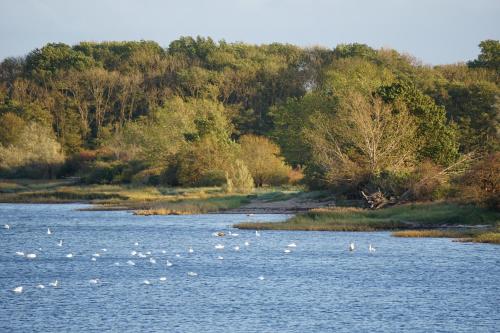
304,93 -> 418,189
239,135 -> 290,186
468,40 -> 500,71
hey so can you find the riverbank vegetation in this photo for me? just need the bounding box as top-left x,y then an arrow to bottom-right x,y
0,37 -> 498,236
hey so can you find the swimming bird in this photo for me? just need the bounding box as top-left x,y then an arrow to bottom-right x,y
66,253 -> 74,258
244,241 -> 250,246
247,214 -> 255,217
26,253 -> 37,259
142,280 -> 151,285
126,260 -> 135,266
369,244 -> 376,253
187,272 -> 198,277
101,248 -> 107,252
12,286 -> 23,293
57,239 -> 63,247
131,250 -> 137,256
255,230 -> 261,237
188,247 -> 194,253
284,249 -> 291,254
47,228 -> 52,235
349,242 -> 355,251
4,224 -> 10,230
137,252 -> 147,258
15,251 -> 25,257
175,254 -> 181,258
217,256 -> 224,260
212,231 -> 225,237
91,257 -> 96,261
166,260 -> 173,267
134,242 -> 139,246
36,284 -> 45,289
145,251 -> 151,255
233,246 -> 240,251
258,276 -> 265,280
49,280 -> 58,288
161,250 -> 167,254
92,253 -> 100,257
149,257 -> 157,264
159,277 -> 167,282
89,279 -> 99,284
215,244 -> 224,250
287,242 -> 297,248
114,262 -> 120,266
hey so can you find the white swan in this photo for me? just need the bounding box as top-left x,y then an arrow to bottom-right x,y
187,272 -> 198,277
215,244 -> 224,250
12,286 -> 23,293
287,242 -> 297,248
188,247 -> 194,253
217,256 -> 224,260
349,242 -> 355,251
258,276 -> 265,280
101,248 -> 107,252
91,257 -> 96,261
49,280 -> 58,287
161,250 -> 167,254
47,228 -> 52,235
36,284 -> 45,289
4,224 -> 10,229
15,251 -> 25,257
126,260 -> 135,266
149,257 -> 157,264
26,253 -> 37,259
137,252 -> 147,258
142,280 -> 151,285
89,279 -> 99,284
66,253 -> 73,258
175,254 -> 181,258
244,241 -> 250,246
131,250 -> 137,256
92,253 -> 100,257
255,230 -> 261,237
369,244 -> 376,252
145,251 -> 151,255
57,240 -> 63,247
166,260 -> 173,267
284,249 -> 291,253
233,246 -> 240,251
159,277 -> 167,282
134,242 -> 139,246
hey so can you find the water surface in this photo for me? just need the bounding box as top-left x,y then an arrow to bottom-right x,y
0,204 -> 499,332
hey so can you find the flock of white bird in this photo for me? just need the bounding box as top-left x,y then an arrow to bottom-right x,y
4,222 -> 376,294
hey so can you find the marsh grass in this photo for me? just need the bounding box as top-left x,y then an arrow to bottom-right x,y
235,202 -> 499,233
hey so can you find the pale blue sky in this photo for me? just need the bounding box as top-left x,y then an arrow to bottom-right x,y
0,0 -> 498,64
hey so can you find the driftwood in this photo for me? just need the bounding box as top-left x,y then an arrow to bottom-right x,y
361,190 -> 392,209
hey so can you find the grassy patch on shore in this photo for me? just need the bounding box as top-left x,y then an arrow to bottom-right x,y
0,179 -> 302,214
235,203 -> 500,244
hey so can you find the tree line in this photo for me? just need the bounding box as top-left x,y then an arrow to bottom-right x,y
0,37 -> 498,206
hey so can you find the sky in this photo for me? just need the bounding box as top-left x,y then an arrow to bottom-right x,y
0,0 -> 498,65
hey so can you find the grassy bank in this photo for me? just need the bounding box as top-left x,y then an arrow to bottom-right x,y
0,179 -> 302,214
235,202 -> 500,244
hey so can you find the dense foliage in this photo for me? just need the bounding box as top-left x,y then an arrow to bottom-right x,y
0,37 -> 498,202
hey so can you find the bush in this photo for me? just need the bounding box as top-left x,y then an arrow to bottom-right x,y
82,161 -> 124,184
457,153 -> 499,210
224,159 -> 254,193
131,167 -> 163,186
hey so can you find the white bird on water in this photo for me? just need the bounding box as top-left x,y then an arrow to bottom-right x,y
217,256 -> 224,260
4,224 -> 10,230
159,277 -> 167,282
166,260 -> 173,267
284,249 -> 291,254
188,247 -> 194,254
349,242 -> 355,252
47,228 -> 52,235
92,253 -> 100,258
215,244 -> 224,250
131,250 -> 137,256
287,242 -> 297,248
187,272 -> 198,277
12,286 -> 23,293
26,253 -> 37,259
258,276 -> 265,280
36,284 -> 45,289
244,241 -> 250,246
49,280 -> 59,287
142,280 -> 151,285
89,279 -> 99,284
57,239 -> 63,247
66,253 -> 73,258
255,230 -> 261,237
149,257 -> 157,264
233,246 -> 240,251
91,257 -> 97,261
127,260 -> 135,266
369,244 -> 376,253
15,251 -> 25,257
134,242 -> 139,246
